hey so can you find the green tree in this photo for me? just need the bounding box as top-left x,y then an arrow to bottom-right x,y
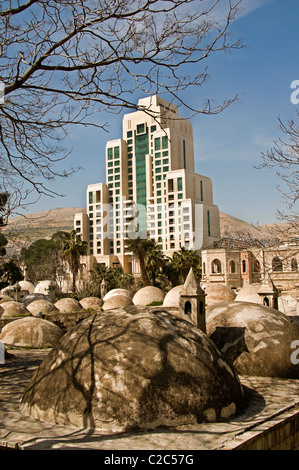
89,264 -> 134,297
125,237 -> 151,286
0,260 -> 23,290
169,247 -> 201,285
62,230 -> 87,293
20,231 -> 68,283
144,239 -> 166,287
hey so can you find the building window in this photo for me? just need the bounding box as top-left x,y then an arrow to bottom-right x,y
178,177 -> 183,192
229,260 -> 236,274
88,192 -> 93,204
212,259 -> 222,274
253,260 -> 260,272
242,259 -> 247,273
291,258 -> 298,271
200,181 -> 203,201
155,138 -> 161,151
272,257 -> 283,271
162,135 -> 168,149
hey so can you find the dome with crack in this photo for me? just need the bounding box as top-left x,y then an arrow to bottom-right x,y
0,316 -> 64,348
206,301 -> 299,378
54,298 -> 81,313
26,299 -> 58,316
133,286 -> 165,306
20,306 -> 245,432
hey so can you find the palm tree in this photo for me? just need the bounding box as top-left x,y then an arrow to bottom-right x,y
145,239 -> 166,286
62,230 -> 87,293
124,236 -> 151,286
170,246 -> 201,285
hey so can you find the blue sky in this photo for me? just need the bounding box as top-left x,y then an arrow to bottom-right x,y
24,0 -> 299,225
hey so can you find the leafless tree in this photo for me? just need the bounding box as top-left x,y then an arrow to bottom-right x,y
257,115 -> 299,236
0,0 -> 243,214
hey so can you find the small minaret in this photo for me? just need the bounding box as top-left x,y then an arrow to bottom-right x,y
258,275 -> 279,310
100,279 -> 107,299
179,268 -> 206,333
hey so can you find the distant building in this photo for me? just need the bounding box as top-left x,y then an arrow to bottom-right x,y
74,95 -> 220,274
201,237 -> 299,293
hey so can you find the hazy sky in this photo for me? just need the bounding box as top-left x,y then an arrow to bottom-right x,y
22,0 -> 299,225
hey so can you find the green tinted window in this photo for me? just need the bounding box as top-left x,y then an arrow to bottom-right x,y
162,136 -> 168,149
154,138 -> 161,151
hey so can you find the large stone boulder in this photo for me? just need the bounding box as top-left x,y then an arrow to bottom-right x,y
133,286 -> 165,306
103,294 -> 133,311
27,299 -> 58,316
20,306 -> 245,432
54,298 -> 81,313
0,316 -> 64,348
1,300 -> 30,317
206,301 -> 299,378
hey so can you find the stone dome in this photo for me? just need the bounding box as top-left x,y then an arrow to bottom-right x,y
26,299 -> 58,316
205,284 -> 236,305
206,301 -> 299,378
1,300 -> 30,317
235,284 -> 261,304
34,280 -> 56,295
103,289 -> 132,302
18,280 -> 35,294
20,306 -> 245,432
103,294 -> 133,311
79,297 -> 102,311
21,293 -> 49,307
163,285 -> 184,307
133,286 -> 165,306
54,298 -> 81,313
0,316 -> 64,348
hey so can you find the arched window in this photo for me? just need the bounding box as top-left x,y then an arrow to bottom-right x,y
212,259 -> 222,274
272,257 -> 283,271
242,259 -> 247,273
202,262 -> 206,274
229,260 -> 236,274
184,301 -> 192,316
253,260 -> 260,272
291,258 -> 298,271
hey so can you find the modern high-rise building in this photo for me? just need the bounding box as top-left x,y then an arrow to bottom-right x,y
74,95 -> 220,275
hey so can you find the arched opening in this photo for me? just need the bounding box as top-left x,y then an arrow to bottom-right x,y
184,301 -> 192,316
212,258 -> 222,274
263,297 -> 269,307
229,260 -> 236,274
291,258 -> 298,271
253,260 -> 260,272
202,262 -> 206,275
272,257 -> 283,271
242,259 -> 247,273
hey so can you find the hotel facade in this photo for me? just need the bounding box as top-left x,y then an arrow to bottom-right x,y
74,95 -> 220,275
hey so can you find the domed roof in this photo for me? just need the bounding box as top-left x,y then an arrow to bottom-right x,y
103,289 -> 132,302
21,293 -> 49,307
1,300 -> 29,317
34,280 -> 57,295
103,294 -> 133,311
79,297 -> 102,310
18,280 -> 35,293
235,284 -> 261,304
0,294 -> 12,304
133,286 -> 165,306
20,306 -> 245,431
206,301 -> 299,378
0,316 -> 64,348
205,284 -> 236,305
26,299 -> 58,316
54,298 -> 81,313
163,285 -> 184,307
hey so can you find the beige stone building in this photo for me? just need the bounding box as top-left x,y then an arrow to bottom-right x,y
201,238 -> 299,312
74,95 -> 220,274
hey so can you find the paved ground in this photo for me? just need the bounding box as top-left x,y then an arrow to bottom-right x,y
0,349 -> 299,450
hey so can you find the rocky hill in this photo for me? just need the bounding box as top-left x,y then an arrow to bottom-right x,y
2,207 -> 288,257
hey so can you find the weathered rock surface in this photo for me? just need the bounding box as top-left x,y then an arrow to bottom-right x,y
206,301 -> 299,378
21,306 -> 245,432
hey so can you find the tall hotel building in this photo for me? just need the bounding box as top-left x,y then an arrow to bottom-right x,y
74,95 -> 220,275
